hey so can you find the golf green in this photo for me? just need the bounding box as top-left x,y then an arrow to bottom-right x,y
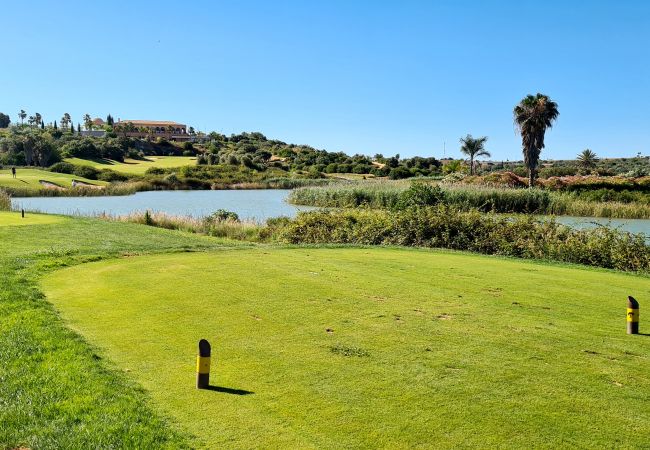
42,247 -> 650,448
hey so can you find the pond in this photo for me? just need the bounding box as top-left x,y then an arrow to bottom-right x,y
12,190 -> 315,222
553,216 -> 650,238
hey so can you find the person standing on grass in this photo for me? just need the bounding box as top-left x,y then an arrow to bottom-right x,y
11,167 -> 16,178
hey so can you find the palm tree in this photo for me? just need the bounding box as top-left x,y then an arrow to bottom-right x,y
459,134 -> 490,175
18,109 -> 27,125
576,149 -> 598,171
514,93 -> 559,187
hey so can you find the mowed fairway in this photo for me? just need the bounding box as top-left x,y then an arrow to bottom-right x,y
0,168 -> 106,192
65,156 -> 196,174
42,248 -> 650,448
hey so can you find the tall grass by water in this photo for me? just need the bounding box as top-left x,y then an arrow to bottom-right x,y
3,181 -> 149,197
0,189 -> 11,210
289,181 -> 650,219
107,210 -> 269,241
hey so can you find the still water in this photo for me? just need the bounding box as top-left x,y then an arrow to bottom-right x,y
12,190 -> 314,222
554,216 -> 650,238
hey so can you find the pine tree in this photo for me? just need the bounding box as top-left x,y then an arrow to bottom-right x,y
70,121 -> 74,134
77,123 -> 81,132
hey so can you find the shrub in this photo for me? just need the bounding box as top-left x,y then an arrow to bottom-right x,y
204,209 -> 240,223
97,169 -> 129,182
280,207 -> 650,273
72,165 -> 100,180
145,167 -> 167,175
49,162 -> 76,174
396,182 -> 444,209
388,167 -> 411,180
163,173 -> 180,186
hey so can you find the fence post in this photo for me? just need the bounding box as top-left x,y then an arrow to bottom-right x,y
196,339 -> 211,389
627,296 -> 639,335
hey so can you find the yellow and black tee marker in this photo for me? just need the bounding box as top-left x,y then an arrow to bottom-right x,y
627,296 -> 639,335
196,339 -> 211,389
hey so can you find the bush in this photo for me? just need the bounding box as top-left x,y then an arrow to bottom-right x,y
396,183 -> 444,209
72,165 -> 100,180
388,167 -> 411,180
145,167 -> 167,175
281,207 -> 650,273
203,209 -> 240,223
97,169 -> 129,182
163,173 -> 180,186
49,162 -> 76,174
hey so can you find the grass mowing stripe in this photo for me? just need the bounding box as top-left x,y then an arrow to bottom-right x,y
41,247 -> 650,448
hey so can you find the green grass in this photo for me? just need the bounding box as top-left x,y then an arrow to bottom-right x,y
41,247 -> 650,448
0,217 -> 237,448
0,211 -> 66,226
66,156 -> 196,174
0,168 -> 107,193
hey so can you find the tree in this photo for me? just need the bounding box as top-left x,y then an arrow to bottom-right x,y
18,109 -> 27,125
514,93 -> 559,187
576,149 -> 598,171
70,121 -> 75,134
53,120 -> 58,130
106,114 -> 114,126
77,123 -> 81,133
35,113 -> 42,127
0,112 -> 10,128
459,134 -> 490,175
60,113 -> 71,130
83,114 -> 93,130
41,120 -> 45,130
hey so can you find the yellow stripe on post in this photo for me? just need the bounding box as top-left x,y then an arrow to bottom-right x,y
627,308 -> 639,323
196,339 -> 212,389
627,296 -> 639,335
197,356 -> 211,374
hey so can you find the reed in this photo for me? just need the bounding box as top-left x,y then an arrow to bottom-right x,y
289,181 -> 650,219
0,189 -> 11,211
105,210 -> 267,241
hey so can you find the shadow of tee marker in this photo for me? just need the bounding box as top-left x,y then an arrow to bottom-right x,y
205,386 -> 254,395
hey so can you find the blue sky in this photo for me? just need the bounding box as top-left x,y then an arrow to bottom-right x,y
2,0 -> 648,160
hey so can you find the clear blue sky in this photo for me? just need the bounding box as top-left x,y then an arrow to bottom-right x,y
2,0 -> 649,160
